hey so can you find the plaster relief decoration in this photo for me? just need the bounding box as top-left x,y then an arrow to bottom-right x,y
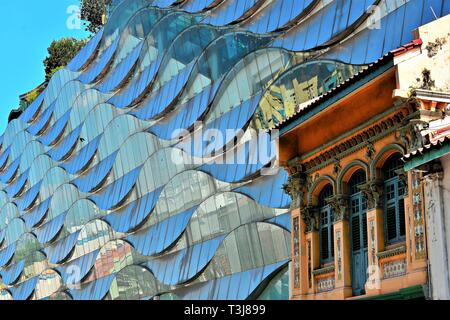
377,246 -> 407,279
370,220 -> 376,267
302,206 -> 319,233
359,179 -> 384,210
283,159 -> 307,209
333,159 -> 341,176
336,231 -> 342,281
293,217 -> 300,289
302,113 -> 405,172
383,259 -> 407,279
307,240 -> 312,288
366,142 -> 376,161
366,219 -> 380,290
317,277 -> 336,293
399,117 -> 427,154
412,172 -> 426,260
327,194 -> 349,222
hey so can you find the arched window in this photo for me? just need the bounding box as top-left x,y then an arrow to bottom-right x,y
382,154 -> 406,244
348,169 -> 368,296
319,184 -> 334,264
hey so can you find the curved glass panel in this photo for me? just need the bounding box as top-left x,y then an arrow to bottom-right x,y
19,141 -> 46,174
256,266 -> 289,300
181,0 -> 223,13
57,249 -> 99,285
0,259 -> 25,285
318,0 -> 449,64
104,187 -> 163,233
108,265 -> 159,300
233,169 -> 291,208
126,207 -> 195,256
272,0 -> 378,51
43,230 -> 81,265
10,276 -> 39,300
67,28 -> 105,72
70,220 -> 114,261
88,240 -> 140,280
201,0 -> 262,26
32,270 -> 62,300
18,91 -> 45,124
63,199 -> 102,236
22,198 -> 51,229
13,233 -> 41,263
4,218 -> 27,247
0,289 -> 13,300
77,37 -> 120,84
0,203 -> 19,230
241,0 -> 316,34
101,0 -> 151,51
254,60 -> 361,130
175,260 -> 288,300
68,274 -> 115,300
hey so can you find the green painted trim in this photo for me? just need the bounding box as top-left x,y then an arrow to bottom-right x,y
376,245 -> 407,259
312,265 -> 335,276
404,142 -> 450,171
359,285 -> 425,300
280,60 -> 395,136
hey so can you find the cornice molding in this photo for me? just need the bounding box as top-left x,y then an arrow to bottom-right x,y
301,111 -> 406,173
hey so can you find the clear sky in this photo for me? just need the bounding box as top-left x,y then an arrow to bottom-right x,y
0,0 -> 89,135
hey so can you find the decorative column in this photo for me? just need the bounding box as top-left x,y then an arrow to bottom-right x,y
328,194 -> 352,298
303,206 -> 320,295
283,170 -> 309,298
359,179 -> 384,295
411,171 -> 426,261
402,169 -> 428,288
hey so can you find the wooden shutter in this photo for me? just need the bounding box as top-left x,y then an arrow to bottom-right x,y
362,212 -> 368,249
399,198 -> 406,237
352,214 -> 361,251
386,205 -> 397,241
321,226 -> 329,261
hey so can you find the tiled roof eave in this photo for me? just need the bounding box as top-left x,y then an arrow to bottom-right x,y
275,38 -> 425,136
276,53 -> 395,136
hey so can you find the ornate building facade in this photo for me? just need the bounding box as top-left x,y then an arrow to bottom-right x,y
277,15 -> 450,300
0,0 -> 448,300
403,89 -> 450,300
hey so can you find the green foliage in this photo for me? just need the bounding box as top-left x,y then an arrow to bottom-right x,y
25,88 -> 40,104
48,66 -> 66,80
19,85 -> 45,111
43,37 -> 87,81
80,0 -> 112,34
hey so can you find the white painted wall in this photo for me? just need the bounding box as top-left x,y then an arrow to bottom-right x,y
424,153 -> 450,299
441,154 -> 450,283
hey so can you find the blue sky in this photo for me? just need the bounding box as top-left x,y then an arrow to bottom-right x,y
0,0 -> 88,135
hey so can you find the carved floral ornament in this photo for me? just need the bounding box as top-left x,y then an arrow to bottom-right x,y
283,157 -> 310,209
301,206 -> 319,233
326,194 -> 349,222
283,171 -> 307,209
365,141 -> 376,160
399,120 -> 427,154
358,179 -> 384,210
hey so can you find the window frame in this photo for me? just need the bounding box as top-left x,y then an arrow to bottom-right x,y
382,155 -> 406,245
318,184 -> 334,265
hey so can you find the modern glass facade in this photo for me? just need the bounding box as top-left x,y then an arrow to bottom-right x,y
0,0 -> 448,300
